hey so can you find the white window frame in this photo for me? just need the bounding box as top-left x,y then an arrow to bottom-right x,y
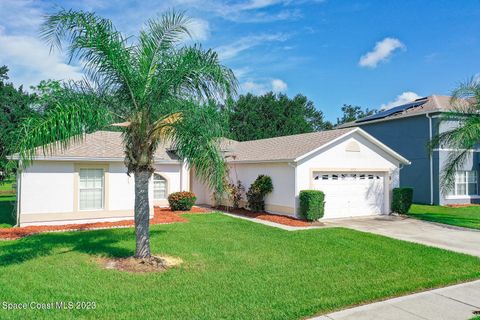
79,168 -> 105,211
153,173 -> 168,200
447,170 -> 479,199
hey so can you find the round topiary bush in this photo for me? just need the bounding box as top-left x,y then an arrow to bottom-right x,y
168,191 -> 197,211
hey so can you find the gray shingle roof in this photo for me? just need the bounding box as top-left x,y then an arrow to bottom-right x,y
339,95 -> 455,128
225,128 -> 355,162
31,131 -> 179,161
27,128 -> 357,163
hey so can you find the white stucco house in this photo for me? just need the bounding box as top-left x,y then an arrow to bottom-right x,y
12,127 -> 409,226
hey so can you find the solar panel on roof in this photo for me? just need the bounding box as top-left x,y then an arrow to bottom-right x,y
356,98 -> 428,123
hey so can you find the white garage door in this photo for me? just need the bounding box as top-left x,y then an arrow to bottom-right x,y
312,172 -> 385,219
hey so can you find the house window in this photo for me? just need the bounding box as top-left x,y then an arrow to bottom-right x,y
153,174 -> 167,200
451,171 -> 478,196
79,169 -> 104,210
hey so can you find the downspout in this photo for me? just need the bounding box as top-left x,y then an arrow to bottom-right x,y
426,113 -> 434,205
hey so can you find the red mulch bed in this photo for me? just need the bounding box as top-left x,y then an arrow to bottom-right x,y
217,206 -> 318,227
0,206 -> 210,240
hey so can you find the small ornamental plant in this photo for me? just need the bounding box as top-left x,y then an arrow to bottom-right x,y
228,180 -> 245,209
246,175 -> 273,212
168,191 -> 197,211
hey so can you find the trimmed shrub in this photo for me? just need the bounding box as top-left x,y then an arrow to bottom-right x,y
168,191 -> 197,211
391,187 -> 413,214
246,175 -> 273,212
299,190 -> 325,221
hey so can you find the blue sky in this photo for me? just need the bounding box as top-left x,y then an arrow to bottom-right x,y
1,0 -> 479,121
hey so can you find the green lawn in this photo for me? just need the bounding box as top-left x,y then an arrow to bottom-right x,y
0,176 -> 15,194
0,177 -> 16,227
0,195 -> 15,228
409,204 -> 480,230
0,214 -> 479,319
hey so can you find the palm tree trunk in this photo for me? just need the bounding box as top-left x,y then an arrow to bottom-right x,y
134,170 -> 152,258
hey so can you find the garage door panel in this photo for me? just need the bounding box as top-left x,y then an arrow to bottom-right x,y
312,172 -> 385,219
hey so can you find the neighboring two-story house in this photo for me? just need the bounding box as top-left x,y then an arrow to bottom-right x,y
340,95 -> 479,205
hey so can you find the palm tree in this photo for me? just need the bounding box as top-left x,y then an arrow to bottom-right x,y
11,9 -> 236,259
430,78 -> 480,194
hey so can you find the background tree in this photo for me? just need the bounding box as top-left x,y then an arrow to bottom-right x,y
10,10 -> 236,259
336,104 -> 377,125
430,78 -> 480,194
228,92 -> 332,141
0,66 -> 35,179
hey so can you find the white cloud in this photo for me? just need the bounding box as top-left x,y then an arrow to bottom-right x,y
0,28 -> 84,88
232,67 -> 251,80
0,0 -> 44,31
0,1 -> 84,88
271,79 -> 287,92
172,0 -> 315,23
216,33 -> 288,60
240,78 -> 288,95
381,91 -> 422,110
240,0 -> 282,10
188,18 -> 210,41
359,37 -> 405,68
241,81 -> 269,95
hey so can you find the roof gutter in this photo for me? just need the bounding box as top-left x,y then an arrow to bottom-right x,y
8,155 -> 180,164
426,113 -> 434,205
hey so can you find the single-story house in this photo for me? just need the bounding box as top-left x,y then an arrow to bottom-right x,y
12,127 -> 409,226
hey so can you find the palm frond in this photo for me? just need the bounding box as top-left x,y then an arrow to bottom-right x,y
430,78 -> 480,193
170,101 -> 228,195
40,9 -> 137,106
150,112 -> 182,141
136,11 -> 191,100
440,150 -> 472,195
10,91 -> 112,167
154,46 -> 237,104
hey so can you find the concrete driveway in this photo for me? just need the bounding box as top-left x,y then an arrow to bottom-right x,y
324,215 -> 480,257
313,280 -> 480,320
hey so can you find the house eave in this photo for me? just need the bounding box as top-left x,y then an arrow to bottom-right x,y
226,159 -> 294,164
8,155 -> 180,164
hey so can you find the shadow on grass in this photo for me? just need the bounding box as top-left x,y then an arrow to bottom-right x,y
0,228 -> 166,267
0,195 -> 15,227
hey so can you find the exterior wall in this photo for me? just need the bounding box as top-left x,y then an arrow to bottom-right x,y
152,163 -> 183,206
19,160 -> 184,226
296,132 -> 401,216
21,161 -> 75,215
191,171 -> 210,204
230,163 -> 296,215
356,116 -> 432,204
191,162 -> 296,216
